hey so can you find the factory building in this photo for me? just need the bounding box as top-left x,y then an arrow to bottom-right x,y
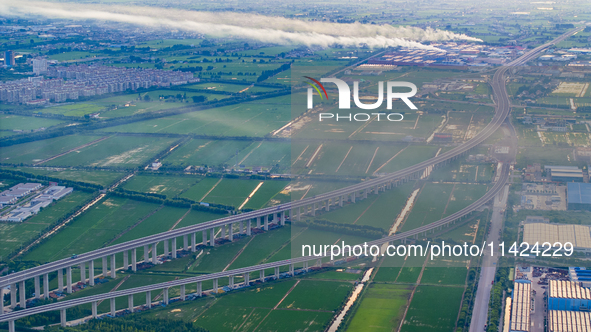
567,183 -> 591,211
0,185 -> 73,222
522,222 -> 591,252
548,310 -> 591,332
547,280 -> 591,311
545,166 -> 583,183
509,280 -> 531,332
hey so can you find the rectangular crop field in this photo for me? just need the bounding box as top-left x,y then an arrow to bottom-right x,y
122,174 -> 201,198
0,114 -> 64,131
23,196 -> 160,262
162,139 -> 252,168
99,96 -> 291,137
0,135 -> 104,164
346,284 -> 412,332
45,135 -> 176,168
400,285 -> 464,332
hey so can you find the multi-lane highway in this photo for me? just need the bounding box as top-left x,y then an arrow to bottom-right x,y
0,25 -> 584,329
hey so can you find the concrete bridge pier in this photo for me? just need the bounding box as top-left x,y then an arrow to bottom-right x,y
34,275 -> 40,299
209,229 -> 215,247
19,280 -> 26,309
212,279 -> 218,294
110,298 -> 116,316
229,224 -> 234,241
1,286 -> 4,314
196,281 -> 202,297
123,251 -> 128,271
128,294 -> 134,313
92,301 -> 98,318
143,245 -> 149,263
88,261 -> 95,286
281,211 -> 286,226
247,220 -> 252,236
274,267 -> 280,278
183,235 -> 189,251
60,308 -> 66,327
58,268 -> 64,292
131,249 -> 137,272
172,238 -> 178,257
111,254 -> 116,278
264,215 -> 269,231
66,266 -> 72,294
202,231 -> 207,246
192,233 -> 197,251
146,291 -> 151,308
8,320 -> 15,332
151,244 -> 157,265
259,269 -> 265,282
180,284 -> 186,300
221,224 -> 226,239
163,288 -> 169,304
243,273 -> 250,286
163,239 -> 169,257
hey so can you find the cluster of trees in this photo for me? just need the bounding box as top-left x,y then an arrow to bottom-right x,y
293,219 -> 385,239
555,23 -> 575,29
576,106 -> 591,113
526,102 -> 570,109
45,317 -> 209,332
516,83 -> 551,98
456,268 -> 479,331
257,63 -> 292,83
486,266 -> 512,332
176,66 -> 203,72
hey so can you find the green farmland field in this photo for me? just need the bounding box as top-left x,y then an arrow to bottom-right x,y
278,280 -> 352,311
45,135 -> 176,168
400,285 -> 464,332
162,139 -> 252,168
23,196 -> 160,262
0,114 -> 64,131
346,284 -> 412,332
139,275 -> 347,332
99,96 -> 291,137
0,135 -> 104,165
122,174 -> 201,198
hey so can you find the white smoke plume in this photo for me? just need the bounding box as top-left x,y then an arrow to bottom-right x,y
0,1 -> 481,49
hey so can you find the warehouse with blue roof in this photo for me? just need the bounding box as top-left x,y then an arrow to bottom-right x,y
567,183 -> 591,211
